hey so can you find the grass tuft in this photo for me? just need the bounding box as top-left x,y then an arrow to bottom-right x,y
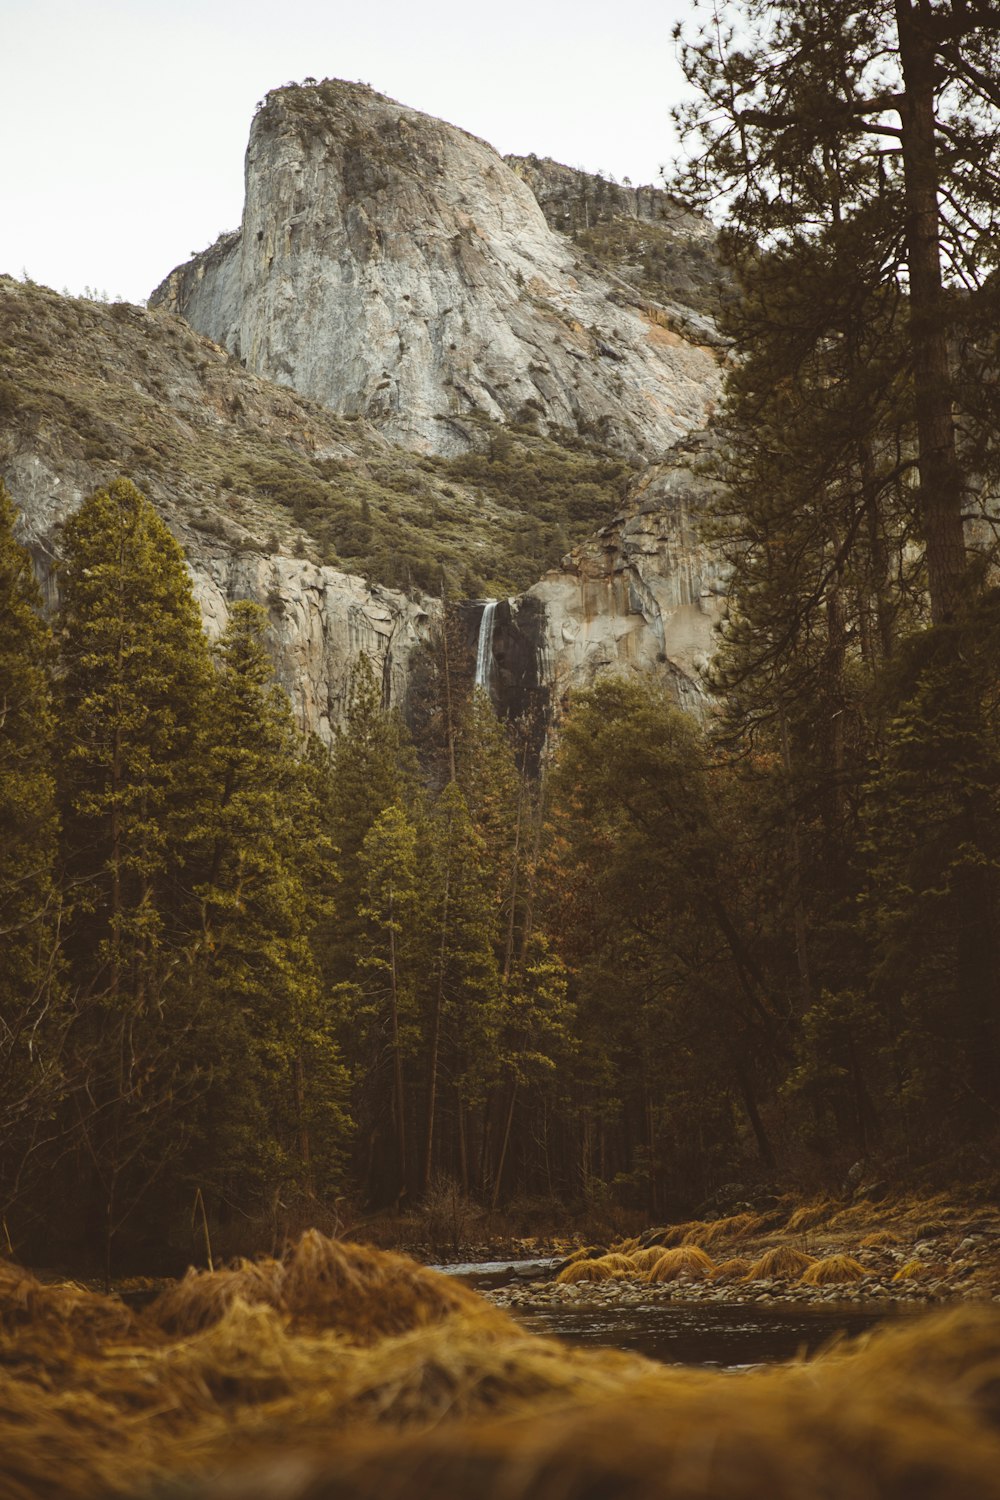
690,1214 -> 764,1249
711,1257 -> 753,1281
799,1256 -> 869,1287
787,1201 -> 837,1233
743,1247 -> 817,1281
644,1246 -> 715,1283
859,1230 -> 900,1249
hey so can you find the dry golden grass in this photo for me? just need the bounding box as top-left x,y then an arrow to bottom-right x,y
743,1247 -> 817,1281
555,1259 -> 618,1286
631,1247 -> 672,1274
798,1256 -> 869,1287
645,1247 -> 714,1283
4,1240 -> 1000,1500
711,1257 -> 753,1281
195,1306 -> 1000,1500
556,1247 -> 599,1270
892,1260 -> 931,1282
786,1201 -> 837,1233
594,1253 -> 640,1277
859,1230 -> 900,1249
686,1213 -> 763,1249
644,1221 -> 706,1249
827,1199 -> 875,1229
0,1258 -> 139,1346
149,1229 -> 502,1344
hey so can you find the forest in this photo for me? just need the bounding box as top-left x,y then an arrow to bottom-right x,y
4,0 -> 1000,1282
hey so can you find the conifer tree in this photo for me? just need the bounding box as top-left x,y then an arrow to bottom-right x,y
419,779 -> 502,1193
55,478 -> 214,1276
190,601 -> 350,1215
676,0 -> 1000,623
356,801 -> 421,1205
325,656 -> 418,987
0,481 -> 63,1221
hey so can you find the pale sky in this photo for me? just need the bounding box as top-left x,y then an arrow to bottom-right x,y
2,0 -> 701,305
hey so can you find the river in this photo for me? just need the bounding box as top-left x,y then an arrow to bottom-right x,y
434,1258 -> 900,1368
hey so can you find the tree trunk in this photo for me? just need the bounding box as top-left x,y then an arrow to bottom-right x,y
387,889 -> 407,1205
491,1079 -> 518,1212
895,0 -> 967,623
422,843 -> 452,1194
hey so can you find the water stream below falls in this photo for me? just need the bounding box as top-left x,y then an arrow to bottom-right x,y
434,1259 -> 900,1369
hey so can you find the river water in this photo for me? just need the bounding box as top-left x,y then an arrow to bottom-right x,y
434,1258 -> 899,1368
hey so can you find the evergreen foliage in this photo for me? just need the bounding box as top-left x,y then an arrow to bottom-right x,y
0,481 -> 63,1219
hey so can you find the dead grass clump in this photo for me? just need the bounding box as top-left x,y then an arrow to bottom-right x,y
642,1221 -> 705,1249
197,1306 -> 1000,1500
799,1256 -> 869,1287
893,1260 -> 930,1282
828,1199 -> 874,1229
859,1230 -> 900,1248
711,1258 -> 753,1281
556,1259 -> 617,1285
554,1247 -> 602,1273
915,1221 -> 949,1241
150,1256 -> 283,1335
645,1247 -> 714,1283
149,1231 -> 504,1344
594,1253 -> 640,1277
743,1247 -> 817,1281
631,1247 -> 671,1274
0,1258 -> 140,1347
787,1201 -> 837,1233
688,1214 -> 763,1250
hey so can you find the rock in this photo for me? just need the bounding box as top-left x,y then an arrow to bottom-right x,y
512,432 -> 728,714
152,81 -> 722,462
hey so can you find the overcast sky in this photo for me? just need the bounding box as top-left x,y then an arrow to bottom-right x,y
3,0 -> 703,305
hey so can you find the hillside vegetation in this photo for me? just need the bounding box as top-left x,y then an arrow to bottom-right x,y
0,277 -> 633,597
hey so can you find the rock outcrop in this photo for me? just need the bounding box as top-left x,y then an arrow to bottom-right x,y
2,72 -> 731,743
0,276 -> 438,742
151,80 -> 722,460
505,154 -> 727,325
489,434 -> 727,721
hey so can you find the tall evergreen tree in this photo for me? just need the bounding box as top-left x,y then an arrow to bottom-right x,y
190,602 -> 351,1219
0,481 -> 64,1226
676,0 -> 1000,623
55,478 -> 214,1276
356,800 -> 421,1206
324,655 -> 418,988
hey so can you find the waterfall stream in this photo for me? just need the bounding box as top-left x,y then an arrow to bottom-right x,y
474,600 -> 497,690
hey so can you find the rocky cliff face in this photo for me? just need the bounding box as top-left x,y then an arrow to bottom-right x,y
0,276 -> 438,741
2,79 -> 732,741
488,432 -> 727,722
505,155 -> 728,325
151,80 -> 722,460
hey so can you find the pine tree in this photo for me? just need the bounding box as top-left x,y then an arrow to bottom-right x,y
0,481 -> 63,1224
356,801 -> 421,1205
676,0 -> 1000,623
190,601 -> 350,1219
55,478 -> 214,1277
324,655 -> 419,988
419,780 -> 502,1194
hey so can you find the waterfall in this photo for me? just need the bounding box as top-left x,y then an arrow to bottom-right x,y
474,600 -> 497,690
